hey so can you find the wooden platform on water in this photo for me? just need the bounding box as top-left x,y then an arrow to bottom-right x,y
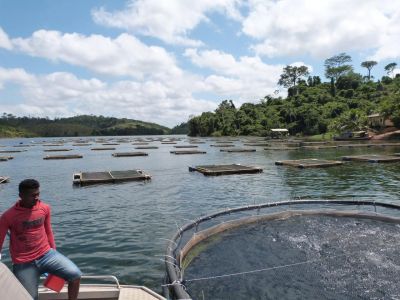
134,146 -> 159,149
73,170 -> 151,185
72,143 -> 92,146
275,158 -> 343,168
170,150 -> 206,155
44,148 -> 72,152
264,146 -> 300,150
44,154 -> 83,160
243,143 -> 269,146
112,152 -> 148,157
161,142 -> 177,144
189,164 -> 263,176
210,144 -> 235,147
91,147 -> 116,151
301,145 -> 338,150
102,143 -> 120,146
0,150 -> 26,153
173,145 -> 198,148
132,142 -> 149,145
0,156 -> 13,161
220,148 -> 256,152
0,176 -> 9,183
342,154 -> 400,163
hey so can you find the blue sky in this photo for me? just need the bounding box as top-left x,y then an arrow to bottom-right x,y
0,0 -> 399,127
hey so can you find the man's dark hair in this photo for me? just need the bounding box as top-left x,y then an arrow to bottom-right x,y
19,179 -> 40,194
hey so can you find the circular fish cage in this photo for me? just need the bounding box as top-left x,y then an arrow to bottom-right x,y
163,200 -> 400,299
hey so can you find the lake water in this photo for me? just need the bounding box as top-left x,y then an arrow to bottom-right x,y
0,136 -> 399,295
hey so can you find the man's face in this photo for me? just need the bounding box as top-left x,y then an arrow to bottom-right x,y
20,188 -> 40,208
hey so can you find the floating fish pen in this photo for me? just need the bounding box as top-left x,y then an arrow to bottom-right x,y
173,145 -> 198,148
0,150 -> 26,153
134,146 -> 159,149
342,154 -> 400,163
112,152 -> 149,157
13,145 -> 31,147
44,148 -> 72,152
189,141 -> 206,144
264,146 -> 300,150
164,200 -> 400,300
0,156 -> 13,161
0,176 -> 10,183
215,141 -> 234,144
220,148 -> 256,152
42,144 -> 64,147
170,150 -> 207,155
72,143 -> 92,146
91,147 -> 116,151
189,164 -> 262,176
73,170 -> 151,185
210,144 -> 235,147
102,143 -> 120,145
162,142 -> 177,144
275,158 -> 343,168
243,143 -> 269,146
132,142 -> 149,145
301,145 -> 338,150
300,141 -> 329,145
43,154 -> 83,160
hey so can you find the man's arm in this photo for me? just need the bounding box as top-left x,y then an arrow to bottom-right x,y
44,206 -> 56,249
0,214 -> 9,259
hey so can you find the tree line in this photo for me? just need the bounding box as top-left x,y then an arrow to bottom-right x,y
0,114 -> 169,137
188,53 -> 400,137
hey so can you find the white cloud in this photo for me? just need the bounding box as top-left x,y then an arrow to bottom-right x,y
184,48 -> 283,103
11,30 -> 182,80
0,67 -> 216,127
242,0 -> 400,61
0,27 -> 12,50
92,0 -> 242,46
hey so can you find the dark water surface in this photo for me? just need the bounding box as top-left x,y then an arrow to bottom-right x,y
185,216 -> 400,300
0,136 -> 399,295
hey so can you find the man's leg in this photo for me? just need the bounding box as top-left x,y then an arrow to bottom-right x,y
13,262 -> 40,300
68,277 -> 80,300
36,249 -> 82,300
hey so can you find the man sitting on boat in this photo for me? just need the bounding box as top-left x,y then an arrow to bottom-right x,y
0,179 -> 82,300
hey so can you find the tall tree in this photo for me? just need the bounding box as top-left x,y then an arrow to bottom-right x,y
278,65 -> 309,95
324,53 -> 353,81
361,60 -> 377,80
384,62 -> 397,78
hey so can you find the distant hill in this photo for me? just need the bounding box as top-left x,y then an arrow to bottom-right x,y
170,122 -> 188,134
0,114 -> 171,137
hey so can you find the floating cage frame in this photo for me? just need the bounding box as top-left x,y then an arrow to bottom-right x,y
170,150 -> 206,155
275,158 -> 343,168
163,200 -> 400,300
73,170 -> 151,185
342,154 -> 400,163
189,164 -> 263,176
112,152 -> 149,157
44,154 -> 83,160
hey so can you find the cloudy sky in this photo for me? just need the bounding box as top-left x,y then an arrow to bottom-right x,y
0,0 -> 399,127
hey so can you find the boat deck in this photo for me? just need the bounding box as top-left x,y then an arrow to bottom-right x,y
275,158 -> 343,168
189,164 -> 263,176
39,284 -> 165,300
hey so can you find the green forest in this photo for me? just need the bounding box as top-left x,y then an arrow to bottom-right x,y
188,53 -> 400,137
0,114 -> 170,137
